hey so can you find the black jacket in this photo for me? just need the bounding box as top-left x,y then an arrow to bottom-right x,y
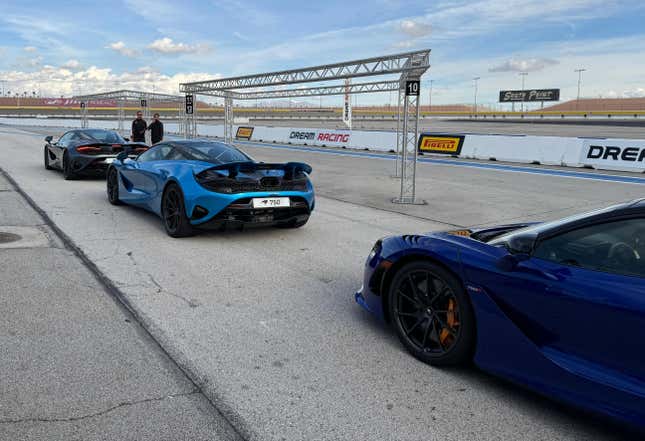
148,120 -> 164,144
131,118 -> 147,142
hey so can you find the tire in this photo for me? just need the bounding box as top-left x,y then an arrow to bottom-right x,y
44,147 -> 53,170
277,216 -> 309,229
106,167 -> 122,205
161,183 -> 194,238
62,151 -> 76,180
388,261 -> 475,366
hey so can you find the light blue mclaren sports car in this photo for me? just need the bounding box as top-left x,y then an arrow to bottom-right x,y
106,140 -> 315,237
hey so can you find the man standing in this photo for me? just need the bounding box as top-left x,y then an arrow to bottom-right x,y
148,113 -> 164,144
131,111 -> 147,143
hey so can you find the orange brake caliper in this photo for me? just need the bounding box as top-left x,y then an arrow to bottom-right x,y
439,298 -> 459,346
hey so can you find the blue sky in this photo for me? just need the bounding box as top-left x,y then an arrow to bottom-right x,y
1,0 -> 644,106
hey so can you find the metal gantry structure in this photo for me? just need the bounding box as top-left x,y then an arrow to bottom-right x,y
180,50 -> 430,204
72,89 -> 188,138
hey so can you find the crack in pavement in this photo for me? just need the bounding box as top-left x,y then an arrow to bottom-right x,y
125,251 -> 200,308
0,390 -> 199,425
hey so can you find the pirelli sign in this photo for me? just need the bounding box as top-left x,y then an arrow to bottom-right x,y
235,126 -> 254,140
418,134 -> 465,155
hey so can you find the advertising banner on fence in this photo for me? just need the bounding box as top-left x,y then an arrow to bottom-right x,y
581,139 -> 645,171
343,79 -> 352,129
287,130 -> 351,147
418,134 -> 465,155
235,126 -> 254,140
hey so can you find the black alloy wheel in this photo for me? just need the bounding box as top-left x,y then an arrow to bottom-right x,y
62,151 -> 76,180
389,261 -> 475,366
162,183 -> 194,238
107,167 -> 122,205
44,147 -> 53,170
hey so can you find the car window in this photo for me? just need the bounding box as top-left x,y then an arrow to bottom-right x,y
166,149 -> 189,160
58,132 -> 74,144
137,145 -> 173,162
79,129 -> 125,143
182,142 -> 251,164
533,218 -> 645,277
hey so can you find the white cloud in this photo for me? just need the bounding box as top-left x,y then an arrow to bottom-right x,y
23,46 -> 38,53
147,37 -> 211,55
106,41 -> 139,57
0,64 -> 218,97
399,19 -> 431,38
61,59 -> 82,70
489,58 -> 560,73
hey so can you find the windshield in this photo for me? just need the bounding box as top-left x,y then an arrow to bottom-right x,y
78,130 -> 125,143
488,203 -> 623,246
182,142 -> 252,164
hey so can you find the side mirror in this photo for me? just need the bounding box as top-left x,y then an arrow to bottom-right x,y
124,137 -> 130,141
45,136 -> 53,143
507,234 -> 536,255
116,151 -> 129,162
496,253 -> 530,272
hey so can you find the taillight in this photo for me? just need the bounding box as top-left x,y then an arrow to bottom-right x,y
76,146 -> 102,154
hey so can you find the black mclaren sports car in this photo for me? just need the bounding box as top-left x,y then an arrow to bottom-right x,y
43,128 -> 148,179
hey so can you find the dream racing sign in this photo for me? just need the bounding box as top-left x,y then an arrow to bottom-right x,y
581,139 -> 645,172
418,134 -> 465,155
235,126 -> 254,140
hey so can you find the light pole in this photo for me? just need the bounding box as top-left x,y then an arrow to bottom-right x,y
428,79 -> 434,112
519,72 -> 528,113
575,68 -> 586,110
473,77 -> 480,114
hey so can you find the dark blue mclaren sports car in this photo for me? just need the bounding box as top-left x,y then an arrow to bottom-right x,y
107,140 -> 314,237
356,200 -> 645,429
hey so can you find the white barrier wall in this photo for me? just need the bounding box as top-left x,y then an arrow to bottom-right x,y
458,134 -> 585,167
3,117 -> 644,173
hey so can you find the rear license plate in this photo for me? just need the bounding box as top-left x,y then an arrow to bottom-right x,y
252,197 -> 290,208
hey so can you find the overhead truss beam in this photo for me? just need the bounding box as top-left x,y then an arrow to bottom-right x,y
73,89 -> 183,102
180,50 -> 430,93
199,80 -> 402,100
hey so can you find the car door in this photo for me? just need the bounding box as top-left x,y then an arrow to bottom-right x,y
136,144 -> 174,196
488,218 -> 645,391
51,131 -> 74,168
528,218 -> 645,384
119,144 -> 173,201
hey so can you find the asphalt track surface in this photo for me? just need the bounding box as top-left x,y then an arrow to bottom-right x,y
0,170 -> 240,441
1,124 -> 643,440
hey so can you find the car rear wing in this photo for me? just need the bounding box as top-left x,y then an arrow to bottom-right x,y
201,161 -> 312,178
